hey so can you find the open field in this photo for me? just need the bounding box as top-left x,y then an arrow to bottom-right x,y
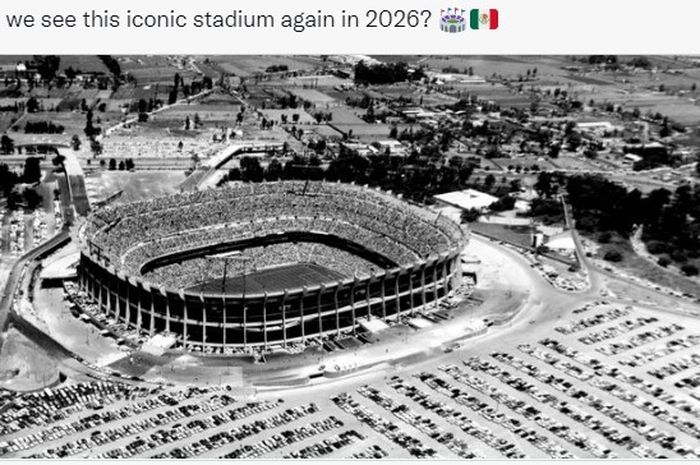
593,235 -> 700,297
471,222 -> 534,250
84,170 -> 185,204
211,56 -> 323,77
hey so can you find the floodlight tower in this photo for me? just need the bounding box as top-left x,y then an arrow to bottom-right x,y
207,251 -> 253,348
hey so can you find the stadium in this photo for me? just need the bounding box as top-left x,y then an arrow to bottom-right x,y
76,181 -> 467,352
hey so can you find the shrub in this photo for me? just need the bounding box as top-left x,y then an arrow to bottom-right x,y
603,249 -> 623,262
670,249 -> 688,263
645,240 -> 668,255
597,231 -> 612,244
681,264 -> 699,276
461,208 -> 481,223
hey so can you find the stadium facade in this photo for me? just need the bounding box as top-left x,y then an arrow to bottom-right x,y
77,181 -> 467,351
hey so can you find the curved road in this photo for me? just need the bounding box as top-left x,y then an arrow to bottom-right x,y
0,230 -> 70,349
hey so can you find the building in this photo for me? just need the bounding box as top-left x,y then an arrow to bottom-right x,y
77,182 -> 467,352
434,188 -> 499,212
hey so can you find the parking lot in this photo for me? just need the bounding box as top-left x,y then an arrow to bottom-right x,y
1,298 -> 698,459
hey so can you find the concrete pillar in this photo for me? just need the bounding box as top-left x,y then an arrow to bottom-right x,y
334,286 -> 340,336
125,281 -> 131,326
442,260 -> 449,296
380,275 -> 387,320
420,264 -> 427,312
263,292 -> 268,350
300,288 -> 306,343
282,291 -> 288,348
317,285 -> 324,339
165,292 -> 171,333
136,285 -> 143,334
222,296 -> 226,350
182,293 -> 189,348
201,293 -> 206,348
394,273 -> 400,317
242,298 -> 247,349
149,292 -> 155,336
433,264 -> 439,310
365,279 -> 372,320
350,279 -> 357,335
101,279 -> 107,313
409,269 -> 415,315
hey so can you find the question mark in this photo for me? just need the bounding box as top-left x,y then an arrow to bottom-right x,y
421,10 -> 432,27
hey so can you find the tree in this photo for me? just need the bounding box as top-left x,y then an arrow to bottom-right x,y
71,134 -> 81,151
33,55 -> 60,81
52,154 -> 65,167
125,158 -> 135,171
240,156 -> 264,182
118,160 -> 126,170
84,110 -> 100,138
583,149 -> 598,160
0,163 -> 19,197
90,139 -> 103,157
108,158 -> 116,170
22,157 -> 41,183
97,55 -> 122,80
0,134 -> 15,154
548,145 -> 561,159
490,195 -> 516,212
628,56 -> 651,69
659,121 -> 672,138
227,167 -> 241,181
603,249 -> 623,262
461,208 -> 481,223
353,60 -> 424,85
26,97 -> 39,113
484,174 -> 496,191
681,264 -> 699,276
265,159 -> 283,180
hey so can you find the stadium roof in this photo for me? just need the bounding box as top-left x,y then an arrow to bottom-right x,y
434,188 -> 499,211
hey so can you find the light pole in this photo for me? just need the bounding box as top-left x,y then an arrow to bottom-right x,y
207,251 -> 252,349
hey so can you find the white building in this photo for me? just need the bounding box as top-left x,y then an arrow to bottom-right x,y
434,188 -> 499,212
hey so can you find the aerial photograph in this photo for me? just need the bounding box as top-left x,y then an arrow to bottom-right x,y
0,54 -> 699,459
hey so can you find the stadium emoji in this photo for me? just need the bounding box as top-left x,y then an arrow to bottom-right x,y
439,8 -> 467,33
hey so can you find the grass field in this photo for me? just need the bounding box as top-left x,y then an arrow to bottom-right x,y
595,235 -> 700,296
204,56 -> 322,78
470,222 -> 534,250
187,262 -> 347,294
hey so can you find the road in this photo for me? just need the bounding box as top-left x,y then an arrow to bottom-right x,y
0,230 -> 70,349
560,193 -> 700,315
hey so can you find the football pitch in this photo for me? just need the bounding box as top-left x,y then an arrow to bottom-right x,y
186,262 -> 347,294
